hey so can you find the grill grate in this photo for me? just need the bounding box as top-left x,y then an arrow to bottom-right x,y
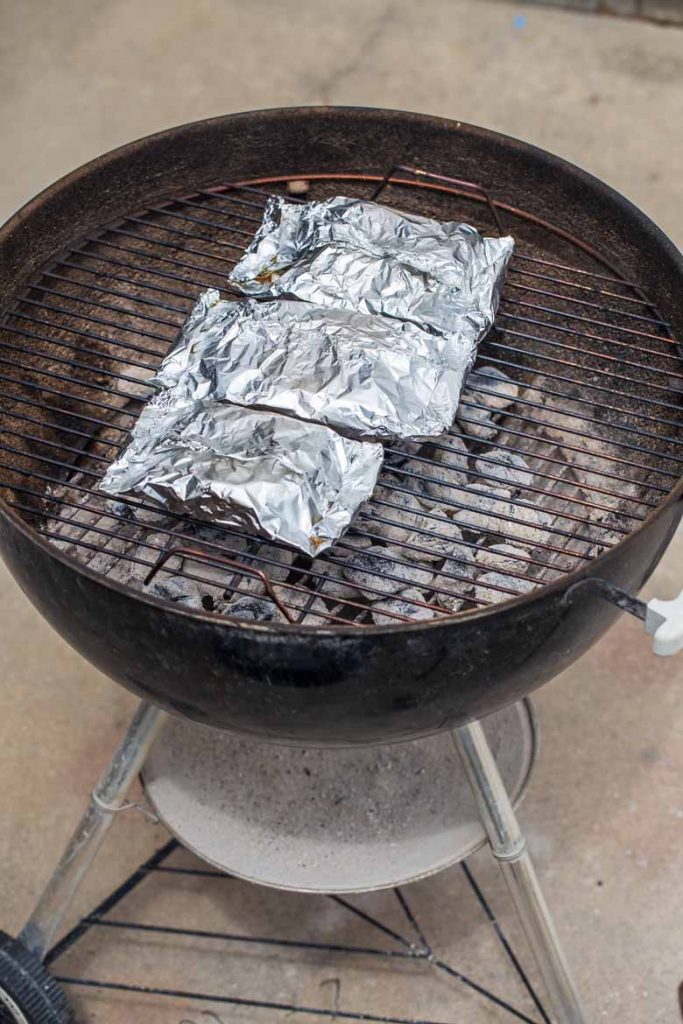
0,172 -> 681,627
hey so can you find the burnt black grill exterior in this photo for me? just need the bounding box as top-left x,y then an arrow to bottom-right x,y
0,494 -> 680,745
0,107 -> 681,744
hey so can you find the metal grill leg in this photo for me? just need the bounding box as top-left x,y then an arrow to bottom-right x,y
20,700 -> 165,961
452,721 -> 587,1024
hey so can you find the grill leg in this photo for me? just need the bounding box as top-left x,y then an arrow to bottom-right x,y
452,721 -> 587,1024
19,700 -> 165,961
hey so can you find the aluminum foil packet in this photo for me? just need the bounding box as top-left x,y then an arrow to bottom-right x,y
152,291 -> 473,442
229,196 -> 514,340
99,389 -> 384,556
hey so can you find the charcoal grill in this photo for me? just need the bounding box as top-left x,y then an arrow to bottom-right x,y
0,107 -> 681,1024
0,109 -> 681,743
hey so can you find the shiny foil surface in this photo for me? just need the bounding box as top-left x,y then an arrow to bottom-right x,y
152,291 -> 473,442
101,197 -> 513,558
229,196 -> 514,340
99,389 -> 384,556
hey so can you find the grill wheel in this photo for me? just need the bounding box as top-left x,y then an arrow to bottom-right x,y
0,933 -> 74,1024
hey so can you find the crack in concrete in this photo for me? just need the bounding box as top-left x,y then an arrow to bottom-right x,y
493,0 -> 683,26
316,1 -> 397,103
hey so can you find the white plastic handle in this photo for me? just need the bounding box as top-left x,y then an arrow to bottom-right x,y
645,590 -> 683,657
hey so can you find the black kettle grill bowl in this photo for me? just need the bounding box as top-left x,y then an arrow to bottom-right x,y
0,107 -> 681,745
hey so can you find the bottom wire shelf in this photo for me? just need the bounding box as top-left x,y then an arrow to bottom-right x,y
45,838 -> 550,1024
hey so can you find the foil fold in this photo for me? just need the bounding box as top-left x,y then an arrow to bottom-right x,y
101,196 -> 513,559
152,292 -> 472,442
99,390 -> 383,556
229,195 -> 514,340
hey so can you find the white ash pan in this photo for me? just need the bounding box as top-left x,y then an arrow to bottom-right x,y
142,701 -> 537,894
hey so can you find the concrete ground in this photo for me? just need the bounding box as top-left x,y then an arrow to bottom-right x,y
492,0 -> 683,26
0,1 -> 681,1021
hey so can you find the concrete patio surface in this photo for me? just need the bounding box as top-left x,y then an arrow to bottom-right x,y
0,1 -> 681,1021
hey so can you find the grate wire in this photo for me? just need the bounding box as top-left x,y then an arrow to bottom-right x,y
0,173 -> 680,627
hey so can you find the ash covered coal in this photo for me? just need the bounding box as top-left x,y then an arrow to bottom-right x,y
47,364 -> 629,626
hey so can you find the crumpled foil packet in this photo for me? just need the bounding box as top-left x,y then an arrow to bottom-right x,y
101,197 -> 513,558
99,390 -> 383,556
229,196 -> 514,339
152,291 -> 472,442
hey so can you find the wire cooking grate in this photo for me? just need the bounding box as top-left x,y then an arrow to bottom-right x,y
0,170 -> 680,626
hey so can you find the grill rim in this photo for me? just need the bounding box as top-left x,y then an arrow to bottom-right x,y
4,106 -> 683,326
1,106 -> 682,636
1,472 -> 681,637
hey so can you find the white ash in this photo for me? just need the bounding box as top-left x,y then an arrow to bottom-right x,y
390,529 -> 432,561
425,429 -> 469,464
222,573 -> 270,598
466,366 -> 520,411
196,542 -> 296,604
45,363 -> 638,623
141,532 -> 178,556
406,516 -> 477,584
247,544 -> 295,583
360,480 -> 431,544
475,543 -> 531,577
82,287 -> 174,354
429,560 -> 474,605
474,571 -> 535,606
474,449 -> 533,491
433,547 -> 476,588
223,594 -> 287,623
384,439 -> 430,469
492,380 -> 635,567
114,359 -> 155,401
383,475 -> 432,505
370,588 -> 440,624
420,434 -> 470,502
182,522 -> 252,553
450,486 -> 514,535
430,590 -> 465,613
334,534 -> 374,554
457,402 -> 499,441
417,519 -> 476,602
147,576 -> 205,609
457,365 -> 518,439
51,510 -> 147,581
341,545 -> 435,596
386,558 -> 437,591
449,486 -> 553,547
48,483 -> 263,615
502,501 -> 554,546
280,585 -> 344,624
499,385 -> 622,481
464,491 -> 554,548
317,576 -> 368,605
401,507 -> 456,556
76,547 -> 135,581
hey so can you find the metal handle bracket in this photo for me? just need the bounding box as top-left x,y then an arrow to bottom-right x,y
564,577 -> 683,657
645,591 -> 683,656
